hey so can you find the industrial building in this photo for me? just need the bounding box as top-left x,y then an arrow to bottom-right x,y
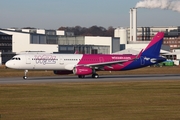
114,8 -> 180,65
115,26 -> 180,50
0,28 -> 119,54
115,8 -> 180,51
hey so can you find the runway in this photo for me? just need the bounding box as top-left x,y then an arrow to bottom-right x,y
0,74 -> 180,84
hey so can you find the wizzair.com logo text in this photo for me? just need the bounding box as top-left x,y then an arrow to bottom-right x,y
34,55 -> 56,65
112,56 -> 131,60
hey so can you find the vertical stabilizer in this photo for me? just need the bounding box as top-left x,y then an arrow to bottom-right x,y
141,32 -> 164,57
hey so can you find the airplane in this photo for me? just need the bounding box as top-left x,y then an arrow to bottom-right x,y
5,32 -> 166,79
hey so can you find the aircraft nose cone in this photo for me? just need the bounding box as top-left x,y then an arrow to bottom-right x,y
5,61 -> 11,68
5,61 -> 15,69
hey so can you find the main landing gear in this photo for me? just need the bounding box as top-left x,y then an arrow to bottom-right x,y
92,73 -> 99,78
78,75 -> 85,78
78,73 -> 99,79
92,68 -> 99,78
23,70 -> 28,80
78,69 -> 99,79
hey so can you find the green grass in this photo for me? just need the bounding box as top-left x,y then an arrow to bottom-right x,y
1,65 -> 180,119
0,81 -> 180,120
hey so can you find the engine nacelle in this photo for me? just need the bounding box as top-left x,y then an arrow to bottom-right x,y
73,66 -> 92,75
53,70 -> 73,75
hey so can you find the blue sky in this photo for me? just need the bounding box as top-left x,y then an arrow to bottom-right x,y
1,0 -> 180,29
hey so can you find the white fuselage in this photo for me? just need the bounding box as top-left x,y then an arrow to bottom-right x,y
5,54 -> 83,70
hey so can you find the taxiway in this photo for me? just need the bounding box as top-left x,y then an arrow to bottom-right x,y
0,74 -> 180,84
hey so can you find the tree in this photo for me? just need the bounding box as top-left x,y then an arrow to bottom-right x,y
57,26 -> 115,37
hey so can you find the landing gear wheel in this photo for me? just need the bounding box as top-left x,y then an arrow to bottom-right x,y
78,75 -> 85,78
23,76 -> 28,80
94,74 -> 99,78
92,74 -> 99,78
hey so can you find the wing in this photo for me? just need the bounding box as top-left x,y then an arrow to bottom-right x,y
77,49 -> 143,68
83,59 -> 132,68
77,59 -> 136,70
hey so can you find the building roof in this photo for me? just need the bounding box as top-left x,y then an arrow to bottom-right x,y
0,32 -> 9,35
112,48 -> 139,55
112,48 -> 169,55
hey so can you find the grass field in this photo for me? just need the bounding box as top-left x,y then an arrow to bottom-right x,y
0,81 -> 180,120
0,66 -> 180,120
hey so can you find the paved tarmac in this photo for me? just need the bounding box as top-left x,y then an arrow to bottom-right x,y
0,74 -> 180,84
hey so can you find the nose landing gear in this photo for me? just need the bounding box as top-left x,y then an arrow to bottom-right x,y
23,70 -> 28,80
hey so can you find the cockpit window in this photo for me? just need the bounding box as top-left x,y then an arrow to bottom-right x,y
11,57 -> 21,60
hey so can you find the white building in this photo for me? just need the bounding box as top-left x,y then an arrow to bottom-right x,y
0,29 -> 65,54
0,28 -> 120,54
85,36 -> 119,54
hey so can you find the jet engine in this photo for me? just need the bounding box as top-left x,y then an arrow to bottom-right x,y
73,66 -> 92,75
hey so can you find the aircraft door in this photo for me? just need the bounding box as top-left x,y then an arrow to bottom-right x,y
59,57 -> 64,65
26,55 -> 31,64
99,57 -> 104,63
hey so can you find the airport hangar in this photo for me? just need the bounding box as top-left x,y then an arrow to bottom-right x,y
0,26 -> 174,65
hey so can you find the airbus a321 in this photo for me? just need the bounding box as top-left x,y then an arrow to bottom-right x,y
5,32 -> 166,79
